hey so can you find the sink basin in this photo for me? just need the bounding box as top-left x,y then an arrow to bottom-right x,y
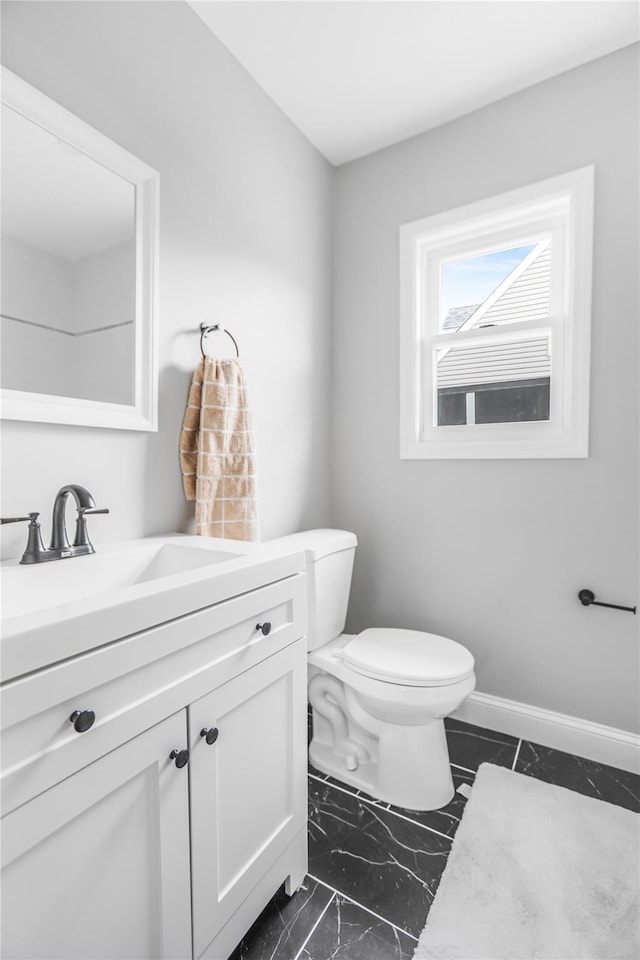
0,534 -> 306,683
1,541 -> 239,619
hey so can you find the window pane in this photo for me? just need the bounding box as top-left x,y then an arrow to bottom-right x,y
474,383 -> 550,424
440,240 -> 551,332
434,334 -> 551,426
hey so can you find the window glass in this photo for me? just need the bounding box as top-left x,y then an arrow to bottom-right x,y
434,333 -> 551,426
439,240 -> 550,332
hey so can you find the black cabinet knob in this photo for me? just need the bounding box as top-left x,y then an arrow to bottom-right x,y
255,621 -> 272,636
200,726 -> 219,745
69,709 -> 95,733
170,748 -> 190,769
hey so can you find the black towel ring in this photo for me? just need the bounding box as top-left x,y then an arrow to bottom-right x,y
200,323 -> 240,358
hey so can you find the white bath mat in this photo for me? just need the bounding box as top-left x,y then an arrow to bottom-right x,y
414,762 -> 639,959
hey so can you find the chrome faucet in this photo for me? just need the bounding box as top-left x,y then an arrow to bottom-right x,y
49,484 -> 109,559
1,485 -> 109,564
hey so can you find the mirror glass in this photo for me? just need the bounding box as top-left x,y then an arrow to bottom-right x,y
2,104 -> 136,405
0,69 -> 158,430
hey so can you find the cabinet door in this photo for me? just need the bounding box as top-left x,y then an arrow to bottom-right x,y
1,712 -> 192,960
189,642 -> 307,958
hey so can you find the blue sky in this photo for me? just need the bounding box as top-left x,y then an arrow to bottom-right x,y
440,243 -> 534,322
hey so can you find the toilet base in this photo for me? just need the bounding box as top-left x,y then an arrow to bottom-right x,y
309,713 -> 455,811
309,739 -> 379,796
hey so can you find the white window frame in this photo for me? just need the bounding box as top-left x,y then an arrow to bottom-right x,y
399,167 -> 594,459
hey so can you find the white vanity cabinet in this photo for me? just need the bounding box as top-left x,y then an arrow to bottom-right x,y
0,566 -> 308,960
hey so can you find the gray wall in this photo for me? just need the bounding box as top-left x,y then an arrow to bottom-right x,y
331,45 -> 639,734
1,0 -> 333,557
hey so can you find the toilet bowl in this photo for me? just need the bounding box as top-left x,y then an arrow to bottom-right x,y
274,530 -> 476,811
309,631 -> 475,809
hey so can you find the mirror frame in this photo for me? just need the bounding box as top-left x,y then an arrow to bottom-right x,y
0,67 -> 159,431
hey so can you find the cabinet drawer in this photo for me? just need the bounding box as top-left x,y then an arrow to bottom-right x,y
1,573 -> 306,815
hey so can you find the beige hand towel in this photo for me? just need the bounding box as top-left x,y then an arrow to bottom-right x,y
180,357 -> 259,541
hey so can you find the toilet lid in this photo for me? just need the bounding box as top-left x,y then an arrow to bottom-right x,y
341,628 -> 474,687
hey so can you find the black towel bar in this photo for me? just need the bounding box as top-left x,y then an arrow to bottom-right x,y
578,589 -> 636,615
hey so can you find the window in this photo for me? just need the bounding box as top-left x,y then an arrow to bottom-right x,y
399,168 -> 594,459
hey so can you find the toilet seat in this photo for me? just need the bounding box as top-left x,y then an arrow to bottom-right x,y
339,628 -> 475,687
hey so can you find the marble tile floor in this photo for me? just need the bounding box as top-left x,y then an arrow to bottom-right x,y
229,718 -> 640,960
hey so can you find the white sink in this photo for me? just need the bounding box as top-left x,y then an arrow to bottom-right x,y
1,541 -> 239,619
0,534 -> 306,682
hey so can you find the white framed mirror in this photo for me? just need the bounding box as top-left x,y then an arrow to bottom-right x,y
0,67 -> 159,431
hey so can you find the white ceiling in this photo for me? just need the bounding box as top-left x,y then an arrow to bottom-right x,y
188,0 -> 639,166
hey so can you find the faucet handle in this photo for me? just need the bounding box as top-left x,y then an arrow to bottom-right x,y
73,506 -> 109,548
1,512 -> 39,524
1,513 -> 49,565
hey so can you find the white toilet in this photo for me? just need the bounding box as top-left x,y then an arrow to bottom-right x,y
277,529 -> 476,811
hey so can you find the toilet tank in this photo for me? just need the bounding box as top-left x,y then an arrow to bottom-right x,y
272,529 -> 357,651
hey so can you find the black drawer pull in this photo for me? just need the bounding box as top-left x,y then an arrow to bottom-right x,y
170,748 -> 190,769
256,621 -> 272,636
200,726 -> 219,745
69,710 -> 95,733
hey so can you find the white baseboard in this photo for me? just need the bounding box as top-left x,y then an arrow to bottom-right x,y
452,691 -> 640,775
